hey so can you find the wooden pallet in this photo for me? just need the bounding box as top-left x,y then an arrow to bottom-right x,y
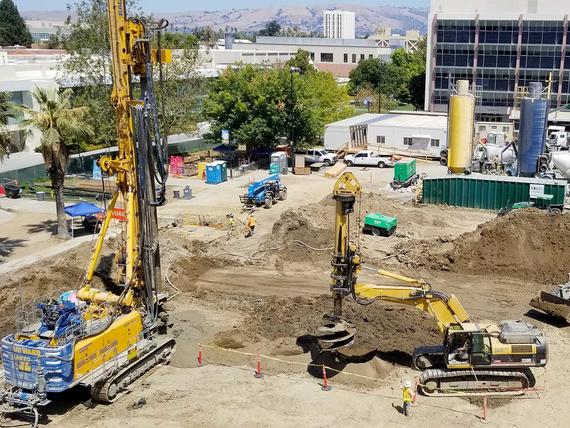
324,162 -> 347,178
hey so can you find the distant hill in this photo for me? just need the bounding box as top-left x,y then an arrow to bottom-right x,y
22,4 -> 428,35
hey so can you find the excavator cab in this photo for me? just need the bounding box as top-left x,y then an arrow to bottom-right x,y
445,330 -> 492,368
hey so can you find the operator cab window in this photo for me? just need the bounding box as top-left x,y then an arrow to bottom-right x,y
470,333 -> 492,366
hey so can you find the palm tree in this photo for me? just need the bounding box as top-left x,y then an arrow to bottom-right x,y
0,90 -> 17,160
21,87 -> 93,239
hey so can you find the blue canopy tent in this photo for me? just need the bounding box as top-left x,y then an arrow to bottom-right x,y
212,144 -> 237,154
64,202 -> 104,237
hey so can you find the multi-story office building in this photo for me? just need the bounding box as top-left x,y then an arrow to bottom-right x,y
425,0 -> 570,122
25,20 -> 71,44
323,10 -> 356,40
246,37 -> 391,78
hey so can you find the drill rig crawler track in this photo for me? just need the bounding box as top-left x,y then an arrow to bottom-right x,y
316,172 -> 548,397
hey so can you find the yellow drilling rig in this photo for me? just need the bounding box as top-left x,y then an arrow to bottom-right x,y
317,172 -> 548,396
0,1 -> 174,423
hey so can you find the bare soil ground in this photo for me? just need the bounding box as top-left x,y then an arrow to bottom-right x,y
0,168 -> 568,427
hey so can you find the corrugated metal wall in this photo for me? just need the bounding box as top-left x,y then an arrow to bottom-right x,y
422,175 -> 566,210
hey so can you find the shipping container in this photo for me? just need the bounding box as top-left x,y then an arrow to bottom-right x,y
394,159 -> 416,182
422,175 -> 566,211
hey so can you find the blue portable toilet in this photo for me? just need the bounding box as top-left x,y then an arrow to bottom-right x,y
206,161 -> 228,184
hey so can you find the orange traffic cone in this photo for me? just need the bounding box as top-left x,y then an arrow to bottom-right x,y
254,355 -> 263,378
321,365 -> 332,391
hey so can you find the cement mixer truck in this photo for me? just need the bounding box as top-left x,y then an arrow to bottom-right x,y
543,151 -> 570,179
471,142 -> 517,175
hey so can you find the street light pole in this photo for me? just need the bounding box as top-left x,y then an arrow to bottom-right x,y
289,66 -> 301,156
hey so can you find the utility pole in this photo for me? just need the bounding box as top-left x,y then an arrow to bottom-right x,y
289,67 -> 301,154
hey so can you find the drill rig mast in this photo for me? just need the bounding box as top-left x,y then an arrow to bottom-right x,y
0,1 -> 174,422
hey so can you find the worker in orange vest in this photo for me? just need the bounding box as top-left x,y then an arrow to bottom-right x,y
244,214 -> 256,237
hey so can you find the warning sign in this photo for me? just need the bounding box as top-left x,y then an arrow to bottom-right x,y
529,184 -> 545,198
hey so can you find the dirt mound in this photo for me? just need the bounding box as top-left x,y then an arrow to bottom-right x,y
266,204 -> 333,262
216,295 -> 441,364
262,192 -> 490,265
397,209 -> 570,284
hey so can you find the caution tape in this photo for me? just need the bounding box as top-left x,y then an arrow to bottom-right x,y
199,343 -> 399,384
199,343 -> 547,399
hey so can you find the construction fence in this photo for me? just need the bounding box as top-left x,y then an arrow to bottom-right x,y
0,137 -> 216,184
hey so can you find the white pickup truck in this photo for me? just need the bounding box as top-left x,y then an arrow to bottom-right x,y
302,148 -> 338,165
344,150 -> 395,168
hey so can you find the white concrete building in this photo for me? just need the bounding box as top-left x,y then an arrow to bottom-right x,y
324,10 -> 356,40
0,49 -> 62,153
325,112 -> 448,157
25,20 -> 71,44
244,37 -> 392,78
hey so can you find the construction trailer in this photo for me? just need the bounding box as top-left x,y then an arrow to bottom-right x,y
324,112 -> 448,158
323,113 -> 379,151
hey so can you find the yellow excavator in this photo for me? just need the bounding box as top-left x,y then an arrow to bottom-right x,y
317,172 -> 548,396
0,1 -> 174,423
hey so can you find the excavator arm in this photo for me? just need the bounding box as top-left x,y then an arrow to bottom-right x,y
318,172 -> 471,350
354,281 -> 470,334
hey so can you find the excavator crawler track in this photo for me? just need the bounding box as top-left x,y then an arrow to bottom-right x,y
419,368 -> 531,397
91,337 -> 175,404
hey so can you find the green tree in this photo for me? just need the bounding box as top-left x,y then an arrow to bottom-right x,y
0,91 -> 17,159
203,55 -> 353,151
286,49 -> 315,74
348,58 -> 403,106
204,65 -> 287,150
59,0 -> 202,148
258,20 -> 281,37
0,0 -> 32,47
20,87 -> 93,238
348,39 -> 427,109
348,57 -> 383,95
409,71 -> 426,110
292,71 -> 352,147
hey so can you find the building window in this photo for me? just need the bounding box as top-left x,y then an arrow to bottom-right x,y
343,53 -> 348,63
403,137 -> 413,146
321,52 -> 334,62
478,125 -> 486,131
310,52 -> 315,61
352,54 -> 357,63
430,139 -> 440,147
360,54 -> 365,61
377,136 -> 385,144
502,126 -> 510,132
369,54 -> 373,59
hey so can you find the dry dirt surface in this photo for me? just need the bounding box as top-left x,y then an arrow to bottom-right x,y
1,190 -> 569,427
396,209 -> 570,284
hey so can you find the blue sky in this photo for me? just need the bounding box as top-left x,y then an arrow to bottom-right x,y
16,0 -> 429,13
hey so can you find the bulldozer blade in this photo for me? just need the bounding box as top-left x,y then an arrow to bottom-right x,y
530,291 -> 570,322
316,320 -> 356,351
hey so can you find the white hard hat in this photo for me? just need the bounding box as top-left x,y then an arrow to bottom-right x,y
404,380 -> 412,388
